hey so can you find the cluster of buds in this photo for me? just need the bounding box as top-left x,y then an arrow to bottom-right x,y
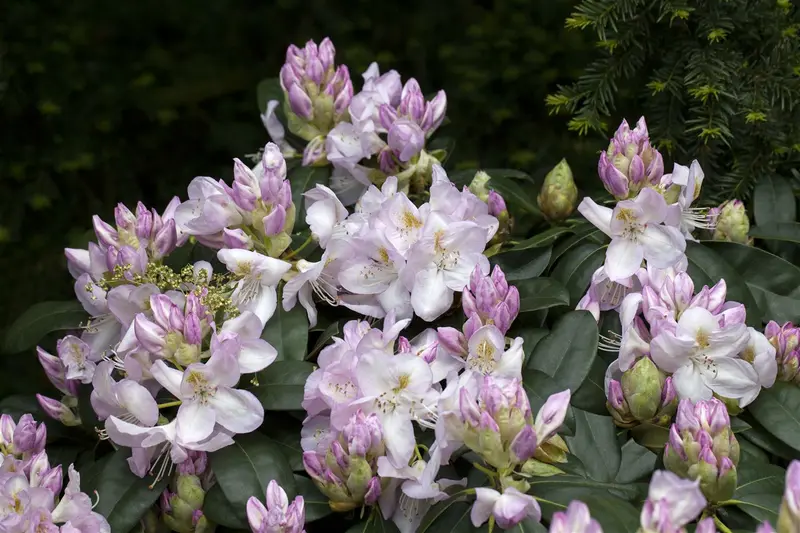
377,79 -> 446,175
161,452 -> 212,533
459,377 -> 570,483
92,198 -> 181,274
765,321 -> 800,383
598,117 -> 664,200
607,357 -> 678,429
709,200 -> 751,245
247,480 -> 306,533
176,143 -> 295,257
462,266 -> 520,335
280,38 -> 353,151
0,413 -> 47,465
303,410 -> 385,512
134,293 -> 210,366
664,399 -> 740,503
537,159 -> 578,223
777,460 -> 800,533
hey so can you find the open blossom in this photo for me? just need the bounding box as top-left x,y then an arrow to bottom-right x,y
218,249 -> 292,325
578,188 -> 686,282
549,501 -> 603,533
471,487 -> 541,530
650,307 -> 759,405
640,471 -> 706,532
663,161 -> 713,240
149,351 -> 263,444
247,480 -> 305,533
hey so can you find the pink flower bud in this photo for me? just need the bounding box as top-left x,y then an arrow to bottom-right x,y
93,215 -> 119,248
115,203 -> 137,231
280,64 -> 299,92
39,463 -> 63,495
463,313 -> 483,340
695,517 -> 717,533
36,395 -> 74,424
262,204 -> 287,237
667,425 -> 687,460
333,78 -> 353,117
462,287 -> 478,317
676,399 -> 700,433
305,56 -> 324,85
153,219 -> 177,259
608,379 -> 626,410
318,38 -> 335,71
288,84 -> 313,120
535,390 -> 571,443
487,190 -> 507,217
303,451 -> 325,481
0,414 -> 14,445
12,414 -> 40,453
135,203 -> 153,240
134,314 -> 166,354
490,303 -> 512,335
421,90 -> 447,133
660,377 -> 676,406
387,119 -> 425,162
459,388 -> 481,427
785,460 -> 800,516
64,248 -> 91,279
183,312 -> 203,346
364,476 -> 381,505
302,136 -> 327,167
598,151 -> 629,199
399,79 -> 425,123
510,425 -> 538,462
379,104 -> 398,132
437,327 -> 467,356
223,228 -> 253,250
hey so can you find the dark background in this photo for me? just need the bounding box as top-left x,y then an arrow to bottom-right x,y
0,0 -> 612,333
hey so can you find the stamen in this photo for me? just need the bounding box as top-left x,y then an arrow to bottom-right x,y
598,332 -> 621,352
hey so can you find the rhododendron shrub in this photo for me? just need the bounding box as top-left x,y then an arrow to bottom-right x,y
3,37 -> 800,533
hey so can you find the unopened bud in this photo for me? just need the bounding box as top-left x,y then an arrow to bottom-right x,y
468,171 -> 491,202
621,357 -> 664,421
712,200 -> 751,245
36,395 -> 80,426
537,159 -> 578,222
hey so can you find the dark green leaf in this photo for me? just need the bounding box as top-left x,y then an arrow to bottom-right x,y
263,290 -> 309,361
509,518 -> 547,533
748,286 -> 800,324
630,423 -> 669,451
256,78 -> 283,114
686,242 -> 761,327
210,432 -> 296,527
308,319 -> 340,358
570,356 -> 609,416
294,475 -> 332,522
204,482 -> 246,529
491,247 -> 552,281
552,243 -> 605,306
615,440 -> 657,484
527,311 -> 598,392
747,382 -> 800,453
512,227 -> 572,251
254,361 -> 314,410
289,166 -> 331,232
701,241 -> 800,297
566,410 -> 621,482
262,418 -> 304,471
753,174 -> 796,226
419,499 -> 474,533
346,511 -> 403,533
3,301 -> 86,354
749,223 -> 800,244
733,452 -> 785,524
516,277 -> 570,313
738,414 -> 798,461
81,449 -> 167,533
513,328 -> 549,367
550,224 -> 606,266
488,177 -> 541,216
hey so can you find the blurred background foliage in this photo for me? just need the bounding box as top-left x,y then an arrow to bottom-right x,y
1,0 -> 799,335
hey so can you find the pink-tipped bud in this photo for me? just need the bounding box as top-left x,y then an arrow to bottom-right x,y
379,104 -> 398,132
183,312 -> 203,345
93,215 -> 119,248
318,38 -> 335,71
223,228 -> 253,250
303,451 -> 325,481
263,204 -> 287,236
39,463 -> 63,495
667,425 -> 687,460
364,476 -> 381,505
510,425 -> 538,462
0,414 -> 14,446
479,411 -> 501,433
135,203 -> 154,240
134,314 -> 166,354
302,136 -> 327,167
437,327 -> 467,356
628,154 -> 645,184
608,379 -> 626,410
459,388 -> 481,426
387,119 -> 425,162
463,313 -> 483,340
421,90 -> 447,133
660,377 -> 676,406
487,190 -> 507,217
153,219 -> 177,259
288,84 -> 313,120
490,304 -> 513,335
64,248 -> 91,280
115,203 -> 137,231
36,395 -> 78,425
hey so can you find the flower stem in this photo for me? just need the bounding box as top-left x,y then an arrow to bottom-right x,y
472,462 -> 497,480
713,515 -> 733,533
157,400 -> 182,409
715,499 -> 744,507
533,496 -> 567,509
284,235 -> 314,260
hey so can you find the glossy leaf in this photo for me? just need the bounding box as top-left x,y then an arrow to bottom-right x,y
512,227 -> 572,251
566,410 -> 621,482
210,432 -> 296,527
527,311 -> 598,392
614,440 -> 657,484
686,242 -> 761,327
80,449 -> 167,533
204,482 -> 246,529
733,452 -> 785,524
570,356 -> 608,416
262,291 -> 309,361
552,243 -> 605,305
747,382 -> 800,453
521,368 -> 576,436
749,223 -> 800,244
702,241 -> 800,297
491,247 -> 552,281
516,277 -> 569,312
753,174 -> 796,226
3,301 -> 86,354
256,77 -> 283,114
255,361 -> 314,410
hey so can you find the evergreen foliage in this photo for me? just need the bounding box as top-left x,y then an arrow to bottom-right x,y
548,0 -> 800,201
